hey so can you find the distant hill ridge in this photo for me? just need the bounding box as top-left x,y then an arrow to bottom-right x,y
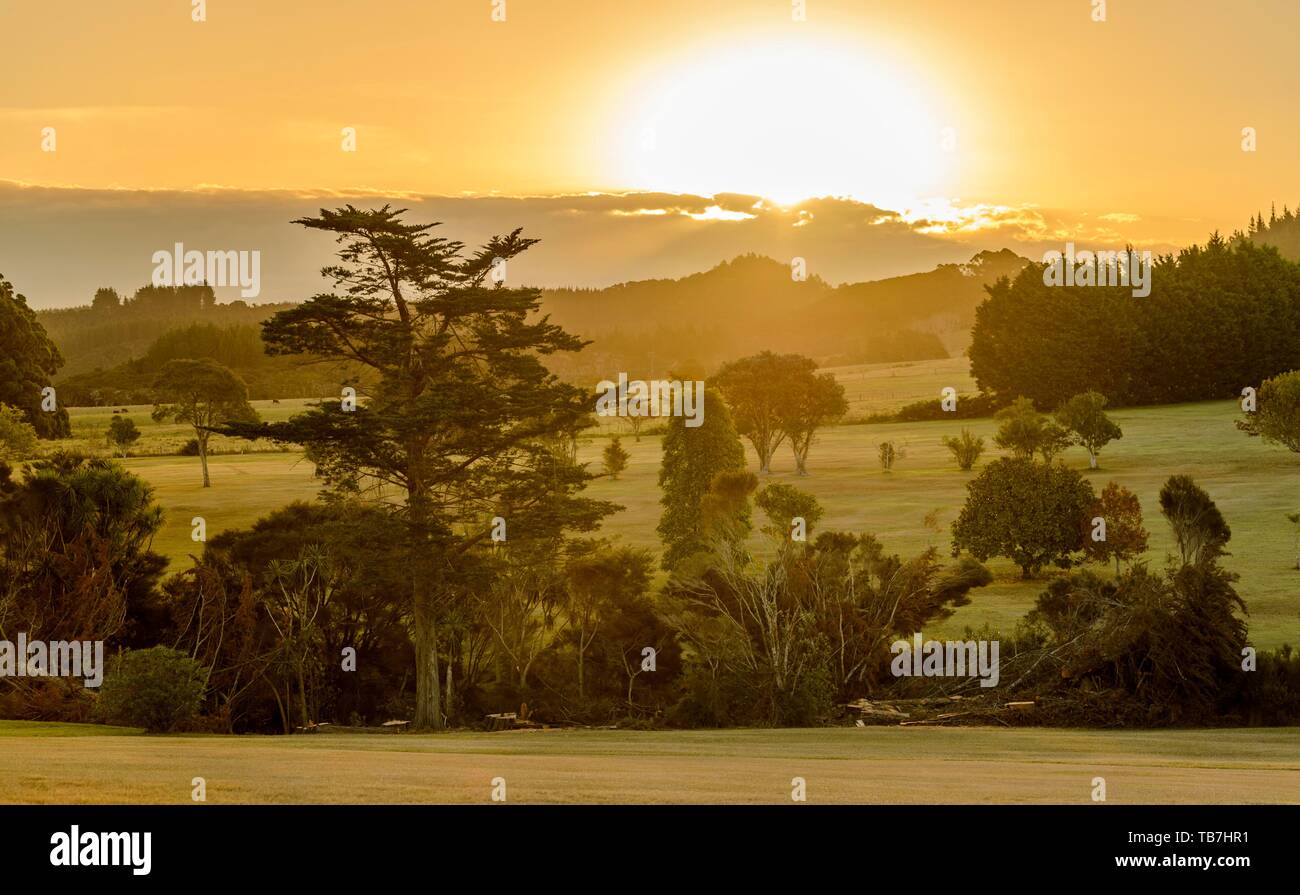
539,249 -> 1031,378
41,250 -> 1032,402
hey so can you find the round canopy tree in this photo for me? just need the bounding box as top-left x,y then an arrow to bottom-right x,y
952,457 -> 1095,578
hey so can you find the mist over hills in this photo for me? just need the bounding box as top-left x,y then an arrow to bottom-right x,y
540,248 -> 1031,380
39,249 -> 1032,403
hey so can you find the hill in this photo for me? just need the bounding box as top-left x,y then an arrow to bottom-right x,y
41,252 -> 1031,401
39,284 -> 292,377
539,249 -> 1030,380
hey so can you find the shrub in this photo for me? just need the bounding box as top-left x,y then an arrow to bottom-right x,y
178,437 -> 201,456
942,428 -> 985,471
0,404 -> 39,461
94,647 -> 206,732
878,441 -> 896,471
895,392 -> 1001,422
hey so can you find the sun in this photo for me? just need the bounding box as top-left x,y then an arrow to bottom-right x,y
609,36 -> 950,207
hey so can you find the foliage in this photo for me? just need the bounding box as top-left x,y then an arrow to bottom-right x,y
95,647 -> 206,732
1025,562 -> 1248,725
657,388 -> 746,571
0,405 -> 39,461
993,397 -> 1071,461
894,391 -> 1001,422
952,457 -> 1095,577
878,440 -> 896,471
602,436 -> 629,479
942,428 -> 985,471
970,236 -> 1300,408
216,206 -> 616,729
1238,369 -> 1300,453
152,358 -> 258,487
1083,482 -> 1149,572
666,532 -> 991,725
780,364 -> 848,475
0,454 -> 166,651
1055,390 -> 1122,468
754,483 -> 823,541
162,501 -> 414,732
0,274 -> 69,438
106,415 -> 142,458
1158,475 -> 1231,565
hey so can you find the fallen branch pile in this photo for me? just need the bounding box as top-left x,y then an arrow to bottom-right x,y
844,695 -> 1036,727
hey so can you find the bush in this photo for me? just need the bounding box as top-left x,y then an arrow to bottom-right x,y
895,392 -> 1001,422
878,441 -> 897,471
942,428 -> 985,470
178,438 -> 201,456
0,404 -> 39,461
94,647 -> 206,732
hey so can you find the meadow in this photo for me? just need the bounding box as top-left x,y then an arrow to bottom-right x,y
70,357 -> 1300,649
1,721 -> 1295,804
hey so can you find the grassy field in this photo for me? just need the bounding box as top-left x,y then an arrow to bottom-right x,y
87,358 -> 1300,648
62,398 -> 315,457
0,721 -> 1295,804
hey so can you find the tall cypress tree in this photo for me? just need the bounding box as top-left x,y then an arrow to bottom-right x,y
225,206 -> 615,729
657,387 -> 746,571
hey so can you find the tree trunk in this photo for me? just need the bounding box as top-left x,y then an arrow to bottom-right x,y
1088,451 -> 1098,469
577,630 -> 586,700
445,657 -> 454,725
794,449 -> 808,476
407,479 -> 444,730
297,662 -> 309,727
198,432 -> 211,488
412,588 -> 443,730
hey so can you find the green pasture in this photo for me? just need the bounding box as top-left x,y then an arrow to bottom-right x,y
57,358 -> 1300,649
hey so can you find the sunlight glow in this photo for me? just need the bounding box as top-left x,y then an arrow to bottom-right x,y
610,37 -> 950,207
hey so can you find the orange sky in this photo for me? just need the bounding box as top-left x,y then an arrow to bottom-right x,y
3,0 -> 1299,304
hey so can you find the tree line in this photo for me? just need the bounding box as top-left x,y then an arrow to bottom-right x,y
970,235 -> 1300,408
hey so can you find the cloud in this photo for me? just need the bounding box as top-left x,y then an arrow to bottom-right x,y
0,182 -> 1168,309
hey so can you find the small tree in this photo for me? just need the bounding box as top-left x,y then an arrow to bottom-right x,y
714,351 -> 796,474
657,388 -> 746,571
994,396 -> 1071,461
1158,475 -> 1230,565
95,647 -> 206,732
624,415 -> 647,443
754,482 -> 823,541
91,287 -> 122,312
152,358 -> 257,487
952,457 -> 1095,577
878,441 -> 896,471
0,404 -> 38,461
1055,390 -> 1122,469
106,415 -> 141,458
1084,481 -> 1149,573
942,428 -> 985,471
1239,370 -> 1300,453
779,366 -> 848,476
564,547 -> 653,701
602,436 -> 630,480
